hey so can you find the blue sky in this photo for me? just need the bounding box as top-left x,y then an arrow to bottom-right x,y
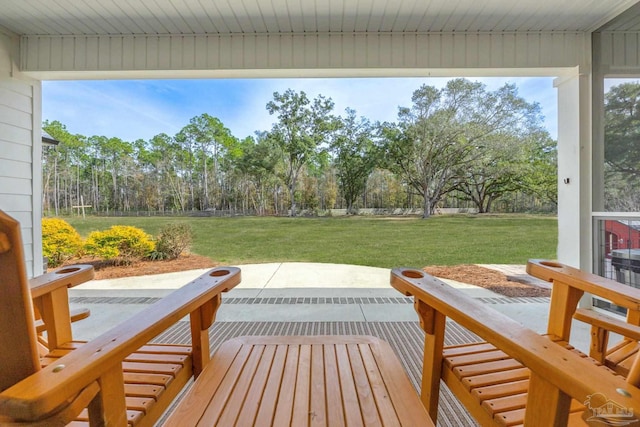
42,77 -> 558,142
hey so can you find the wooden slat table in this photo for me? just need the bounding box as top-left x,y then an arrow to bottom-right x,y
164,335 -> 433,426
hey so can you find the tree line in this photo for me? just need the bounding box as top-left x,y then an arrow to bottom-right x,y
42,78 -> 558,219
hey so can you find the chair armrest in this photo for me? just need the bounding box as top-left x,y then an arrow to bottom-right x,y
574,308 -> 640,341
34,308 -> 91,333
527,259 -> 640,311
29,265 -> 95,299
391,267 -> 640,420
0,266 -> 241,422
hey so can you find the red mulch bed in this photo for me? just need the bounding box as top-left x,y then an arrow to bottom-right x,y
423,264 -> 550,297
61,254 -> 217,280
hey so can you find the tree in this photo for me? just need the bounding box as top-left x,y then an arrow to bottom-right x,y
266,89 -> 335,216
521,131 -> 557,208
181,114 -> 237,210
604,82 -> 640,211
236,134 -> 279,215
383,79 -> 546,218
454,84 -> 547,213
331,109 -> 378,214
93,136 -> 134,211
382,80 -> 478,218
604,82 -> 640,178
43,120 -> 88,215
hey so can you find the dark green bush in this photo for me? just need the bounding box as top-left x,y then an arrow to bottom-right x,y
151,223 -> 193,260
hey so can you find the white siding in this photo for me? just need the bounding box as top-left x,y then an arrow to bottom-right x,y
597,31 -> 640,72
20,32 -> 590,76
0,33 -> 42,277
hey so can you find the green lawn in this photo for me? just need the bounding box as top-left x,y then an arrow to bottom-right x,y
65,214 -> 557,268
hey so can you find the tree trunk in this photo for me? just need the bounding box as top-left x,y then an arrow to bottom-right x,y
289,182 -> 297,217
53,156 -> 59,216
485,197 -> 493,213
203,155 -> 209,210
422,189 -> 432,219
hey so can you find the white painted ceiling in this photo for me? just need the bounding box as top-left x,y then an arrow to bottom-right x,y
0,0 -> 638,36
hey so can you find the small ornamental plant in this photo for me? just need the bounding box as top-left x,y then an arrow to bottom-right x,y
41,217 -> 83,267
151,223 -> 193,260
84,225 -> 155,265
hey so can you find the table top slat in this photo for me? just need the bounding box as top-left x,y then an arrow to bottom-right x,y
365,340 -> 434,425
216,344 -> 266,425
357,342 -> 401,427
163,339 -> 242,426
324,343 -> 347,426
231,345 -> 277,426
336,344 -> 365,426
165,336 -> 433,427
196,342 -> 253,426
310,343 -> 327,426
347,343 -> 383,426
292,344 -> 312,424
271,344 -> 299,426
254,345 -> 288,427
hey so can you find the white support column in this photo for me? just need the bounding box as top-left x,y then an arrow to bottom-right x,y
554,68 -> 592,270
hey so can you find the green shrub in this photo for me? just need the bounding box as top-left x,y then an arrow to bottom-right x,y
85,225 -> 155,265
42,218 -> 83,267
151,223 -> 193,260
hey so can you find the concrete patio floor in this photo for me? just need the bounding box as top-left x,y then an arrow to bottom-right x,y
67,262 -> 591,353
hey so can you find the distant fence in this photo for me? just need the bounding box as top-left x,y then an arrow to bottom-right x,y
92,209 -> 259,218
326,208 -> 477,216
86,207 -> 478,218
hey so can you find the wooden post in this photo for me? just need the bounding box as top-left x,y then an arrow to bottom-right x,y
546,281 -> 583,341
32,286 -> 73,351
88,363 -> 128,427
524,372 -> 571,426
589,325 -> 609,363
414,299 -> 446,422
189,294 -> 221,378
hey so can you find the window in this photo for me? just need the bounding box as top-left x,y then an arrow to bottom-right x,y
603,78 -> 640,212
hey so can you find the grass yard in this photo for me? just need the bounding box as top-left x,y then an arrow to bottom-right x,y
65,214 -> 557,268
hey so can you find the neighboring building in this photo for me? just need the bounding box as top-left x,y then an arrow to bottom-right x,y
605,221 -> 640,255
41,130 -> 59,147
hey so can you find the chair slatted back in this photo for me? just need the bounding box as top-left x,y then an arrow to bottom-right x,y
0,211 -> 39,392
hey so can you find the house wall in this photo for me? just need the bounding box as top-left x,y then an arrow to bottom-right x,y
596,32 -> 640,73
0,32 -> 42,277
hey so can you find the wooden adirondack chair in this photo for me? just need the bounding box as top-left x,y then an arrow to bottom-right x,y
391,265 -> 640,426
0,210 -> 241,426
527,259 -> 640,379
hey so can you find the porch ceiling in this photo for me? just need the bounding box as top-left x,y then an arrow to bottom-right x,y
0,0 -> 638,37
